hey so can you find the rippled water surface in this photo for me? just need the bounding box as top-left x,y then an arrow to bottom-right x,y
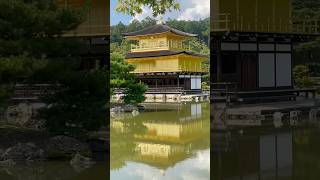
110,102 -> 210,180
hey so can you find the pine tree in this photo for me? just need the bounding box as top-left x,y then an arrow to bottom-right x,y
0,0 -> 108,136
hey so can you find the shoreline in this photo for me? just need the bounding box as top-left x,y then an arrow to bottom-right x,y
0,127 -> 108,162
111,92 -> 210,103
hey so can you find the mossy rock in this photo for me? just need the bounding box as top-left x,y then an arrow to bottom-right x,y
45,135 -> 92,159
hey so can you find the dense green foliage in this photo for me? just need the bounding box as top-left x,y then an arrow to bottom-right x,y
293,65 -> 315,88
0,0 -> 107,136
39,66 -> 108,136
0,0 -> 85,107
293,0 -> 320,19
293,0 -> 320,70
116,0 -> 180,17
111,17 -> 210,46
110,52 -> 146,104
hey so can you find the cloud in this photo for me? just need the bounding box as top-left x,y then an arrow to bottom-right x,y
192,149 -> 210,172
177,0 -> 210,21
130,0 -> 210,22
131,6 -> 158,22
111,148 -> 210,180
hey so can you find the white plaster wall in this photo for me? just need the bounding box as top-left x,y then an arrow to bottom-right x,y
259,53 -> 275,87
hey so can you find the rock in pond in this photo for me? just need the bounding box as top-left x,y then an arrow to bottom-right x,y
0,148 -> 4,156
70,153 -> 95,172
0,159 -> 16,167
45,136 -> 91,159
1,143 -> 45,161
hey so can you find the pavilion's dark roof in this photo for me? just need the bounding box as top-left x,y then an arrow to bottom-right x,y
125,50 -> 207,59
123,23 -> 197,37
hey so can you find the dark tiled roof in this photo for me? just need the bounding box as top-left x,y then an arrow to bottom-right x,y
123,24 -> 197,37
125,50 -> 207,59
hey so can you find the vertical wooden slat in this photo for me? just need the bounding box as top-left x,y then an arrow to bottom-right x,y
272,0 -> 276,31
255,0 -> 258,31
236,0 -> 240,29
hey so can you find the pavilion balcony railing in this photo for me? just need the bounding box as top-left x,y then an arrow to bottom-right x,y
113,86 -> 184,94
131,40 -> 191,52
11,84 -> 60,101
212,13 -> 320,35
293,19 -> 320,34
212,13 -> 232,31
147,86 -> 184,93
131,65 -> 209,74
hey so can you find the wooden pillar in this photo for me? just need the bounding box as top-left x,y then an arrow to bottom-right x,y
236,0 -> 239,29
272,0 -> 276,31
255,0 -> 258,31
184,75 -> 186,90
177,75 -> 180,87
216,39 -> 222,82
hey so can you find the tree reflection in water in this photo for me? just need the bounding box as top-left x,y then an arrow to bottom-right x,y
110,102 -> 210,179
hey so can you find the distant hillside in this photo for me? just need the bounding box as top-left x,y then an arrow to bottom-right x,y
111,17 -> 210,45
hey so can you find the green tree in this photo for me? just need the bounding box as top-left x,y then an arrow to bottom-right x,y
110,52 -> 146,104
293,65 -> 315,88
38,65 -> 108,137
0,0 -> 107,136
0,56 -> 47,107
187,38 -> 210,87
0,0 -> 85,107
116,0 -> 180,16
167,18 -> 210,45
292,0 -> 320,67
293,0 -> 320,18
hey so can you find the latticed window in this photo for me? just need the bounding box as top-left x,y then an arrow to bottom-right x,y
159,41 -> 165,47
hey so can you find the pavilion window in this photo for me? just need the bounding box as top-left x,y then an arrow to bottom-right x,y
159,41 -> 165,47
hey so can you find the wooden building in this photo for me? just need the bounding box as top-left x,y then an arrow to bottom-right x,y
124,23 -> 208,94
58,0 -> 109,68
211,0 -> 320,102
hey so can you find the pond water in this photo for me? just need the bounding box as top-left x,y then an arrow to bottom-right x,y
0,128 -> 108,180
0,160 -> 108,180
211,104 -> 320,180
110,102 -> 210,180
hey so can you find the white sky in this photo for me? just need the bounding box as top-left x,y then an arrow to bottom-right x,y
131,0 -> 210,22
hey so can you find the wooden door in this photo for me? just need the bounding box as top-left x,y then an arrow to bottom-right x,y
184,78 -> 191,90
241,53 -> 257,90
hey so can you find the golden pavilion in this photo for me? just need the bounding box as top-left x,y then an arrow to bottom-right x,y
123,23 -> 208,94
211,0 -> 320,103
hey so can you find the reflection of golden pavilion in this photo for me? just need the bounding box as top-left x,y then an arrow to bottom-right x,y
137,143 -> 185,158
135,119 -> 208,144
110,103 -> 210,170
133,120 -> 208,170
134,116 -> 209,169
134,142 -> 188,169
